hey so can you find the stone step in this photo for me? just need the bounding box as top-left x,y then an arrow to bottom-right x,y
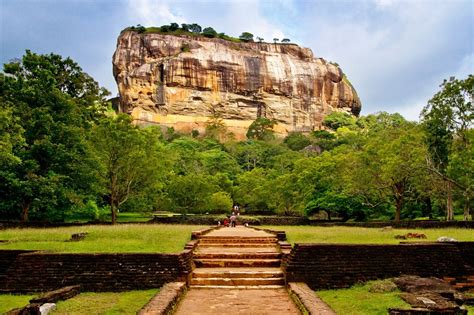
199,237 -> 278,244
194,252 -> 282,260
192,267 -> 283,279
189,285 -> 286,289
190,277 -> 285,286
198,243 -> 277,248
195,247 -> 279,254
194,258 -> 281,268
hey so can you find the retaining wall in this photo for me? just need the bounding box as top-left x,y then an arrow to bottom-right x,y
0,250 -> 193,293
284,242 -> 474,290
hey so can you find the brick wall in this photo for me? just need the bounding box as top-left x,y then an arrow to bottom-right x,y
0,250 -> 192,292
284,243 -> 473,290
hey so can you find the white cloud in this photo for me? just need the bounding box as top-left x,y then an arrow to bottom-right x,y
127,0 -> 186,26
125,0 -> 286,41
299,0 -> 472,119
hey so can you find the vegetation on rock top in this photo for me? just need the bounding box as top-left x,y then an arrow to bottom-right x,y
122,23 -> 292,45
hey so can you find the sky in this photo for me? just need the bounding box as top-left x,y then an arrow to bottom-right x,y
1,0 -> 472,120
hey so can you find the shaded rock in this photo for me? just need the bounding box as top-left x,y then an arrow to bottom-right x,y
393,276 -> 455,295
399,292 -> 457,309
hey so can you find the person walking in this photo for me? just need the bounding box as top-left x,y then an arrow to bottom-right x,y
230,213 -> 237,227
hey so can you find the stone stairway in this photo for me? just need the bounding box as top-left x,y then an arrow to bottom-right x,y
190,228 -> 285,289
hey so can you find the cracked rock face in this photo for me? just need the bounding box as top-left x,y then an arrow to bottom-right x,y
113,31 -> 361,139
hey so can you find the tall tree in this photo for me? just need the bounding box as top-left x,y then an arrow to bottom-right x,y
349,124 -> 429,222
89,115 -> 163,224
0,51 -> 108,221
421,75 -> 473,220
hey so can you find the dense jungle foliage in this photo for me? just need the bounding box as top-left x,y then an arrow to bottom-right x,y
1,51 -> 472,223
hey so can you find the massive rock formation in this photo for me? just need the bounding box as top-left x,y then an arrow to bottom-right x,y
113,30 -> 361,139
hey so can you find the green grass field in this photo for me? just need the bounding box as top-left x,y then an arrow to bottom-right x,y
52,290 -> 157,314
0,294 -> 36,314
267,226 -> 474,245
0,224 -> 205,253
317,280 -> 410,314
0,224 -> 473,253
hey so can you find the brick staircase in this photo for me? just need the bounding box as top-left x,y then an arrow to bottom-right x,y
190,232 -> 285,289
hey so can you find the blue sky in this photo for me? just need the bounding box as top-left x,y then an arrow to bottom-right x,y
1,0 -> 472,120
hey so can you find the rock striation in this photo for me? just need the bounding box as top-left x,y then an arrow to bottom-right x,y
113,30 -> 361,139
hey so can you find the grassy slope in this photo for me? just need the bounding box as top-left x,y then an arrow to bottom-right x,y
0,224 -> 205,253
317,281 -> 410,315
0,294 -> 36,314
52,290 -> 157,315
266,226 -> 474,245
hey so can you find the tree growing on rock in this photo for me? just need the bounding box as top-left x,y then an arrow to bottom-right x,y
239,32 -> 254,42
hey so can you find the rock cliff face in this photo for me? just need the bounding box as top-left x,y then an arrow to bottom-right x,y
113,31 -> 361,139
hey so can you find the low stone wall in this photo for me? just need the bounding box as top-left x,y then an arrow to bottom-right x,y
284,242 -> 473,290
0,250 -> 193,293
309,220 -> 474,229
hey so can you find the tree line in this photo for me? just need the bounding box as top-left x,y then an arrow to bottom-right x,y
0,51 -> 472,223
125,23 -> 290,44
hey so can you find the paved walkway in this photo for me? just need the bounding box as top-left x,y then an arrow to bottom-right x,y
174,226 -> 300,314
174,288 -> 300,315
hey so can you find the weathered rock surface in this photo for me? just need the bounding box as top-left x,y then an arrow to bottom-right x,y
113,31 -> 361,139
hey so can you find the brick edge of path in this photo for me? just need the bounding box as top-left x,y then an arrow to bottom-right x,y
138,226 -> 336,315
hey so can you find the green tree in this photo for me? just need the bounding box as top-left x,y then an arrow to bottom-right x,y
239,32 -> 254,42
189,23 -> 202,33
421,75 -> 473,220
208,191 -> 233,213
348,124 -> 429,222
0,51 -> 108,221
281,38 -> 291,43
181,23 -> 189,32
202,27 -> 217,38
246,117 -> 276,141
323,112 -> 357,131
89,115 -> 163,223
166,173 -> 219,213
283,132 -> 311,151
233,168 -> 273,213
169,23 -> 179,31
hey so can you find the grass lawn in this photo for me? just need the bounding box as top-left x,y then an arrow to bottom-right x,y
317,280 -> 410,315
265,226 -> 474,244
0,294 -> 36,314
0,224 -> 205,253
52,290 -> 157,314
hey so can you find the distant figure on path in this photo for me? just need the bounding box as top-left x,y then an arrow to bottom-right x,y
230,213 -> 237,227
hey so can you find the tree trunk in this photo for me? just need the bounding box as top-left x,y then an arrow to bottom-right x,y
425,197 -> 433,219
111,203 -> 117,224
464,195 -> 471,221
21,201 -> 31,222
395,196 -> 403,223
446,181 -> 454,221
